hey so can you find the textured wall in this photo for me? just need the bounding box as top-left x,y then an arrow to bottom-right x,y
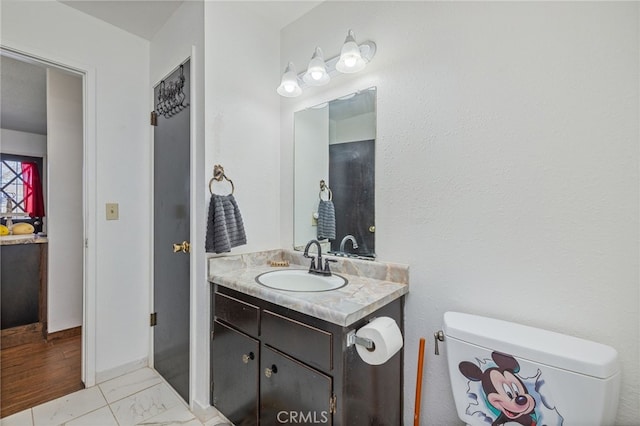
204,2 -> 281,256
281,2 -> 639,424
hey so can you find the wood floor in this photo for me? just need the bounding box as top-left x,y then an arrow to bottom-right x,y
1,333 -> 84,418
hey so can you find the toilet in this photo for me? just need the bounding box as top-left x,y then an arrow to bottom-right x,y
442,312 -> 621,426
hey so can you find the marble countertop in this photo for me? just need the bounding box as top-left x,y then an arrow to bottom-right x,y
0,235 -> 48,246
208,249 -> 409,327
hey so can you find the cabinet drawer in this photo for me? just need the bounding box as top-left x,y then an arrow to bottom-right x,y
261,310 -> 332,372
214,292 -> 259,337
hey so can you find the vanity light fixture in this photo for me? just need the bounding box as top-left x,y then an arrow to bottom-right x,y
277,62 -> 303,98
303,47 -> 330,86
277,29 -> 376,98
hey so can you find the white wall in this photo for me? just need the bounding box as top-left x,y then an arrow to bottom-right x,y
294,107 -> 328,248
330,110 -> 375,144
46,68 -> 83,333
204,2 -> 281,256
150,0 -> 206,410
202,4 -> 280,408
281,2 -> 639,424
1,0 -> 152,378
0,129 -> 47,157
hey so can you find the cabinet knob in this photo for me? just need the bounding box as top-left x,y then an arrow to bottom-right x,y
242,352 -> 255,364
264,365 -> 278,378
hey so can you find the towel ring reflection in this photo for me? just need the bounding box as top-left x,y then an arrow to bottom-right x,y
319,180 -> 332,201
209,164 -> 235,195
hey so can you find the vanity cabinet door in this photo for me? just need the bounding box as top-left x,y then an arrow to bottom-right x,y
260,345 -> 333,425
211,320 -> 259,425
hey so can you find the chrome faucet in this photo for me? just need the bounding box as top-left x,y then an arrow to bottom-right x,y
303,239 -> 335,275
340,235 -> 359,254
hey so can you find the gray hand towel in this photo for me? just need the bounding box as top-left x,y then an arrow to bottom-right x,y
317,199 -> 336,240
206,194 -> 247,254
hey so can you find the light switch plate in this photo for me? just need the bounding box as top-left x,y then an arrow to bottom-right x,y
106,203 -> 119,220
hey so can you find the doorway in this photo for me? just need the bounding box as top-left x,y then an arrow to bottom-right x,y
0,49 -> 86,417
152,60 -> 191,402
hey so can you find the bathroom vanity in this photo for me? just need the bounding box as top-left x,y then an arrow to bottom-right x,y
209,249 -> 408,426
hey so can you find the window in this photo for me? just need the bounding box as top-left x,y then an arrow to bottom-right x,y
0,154 -> 44,216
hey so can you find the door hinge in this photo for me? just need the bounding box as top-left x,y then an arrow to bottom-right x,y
150,312 -> 157,326
329,394 -> 337,414
211,330 -> 214,340
84,238 -> 88,248
150,111 -> 158,126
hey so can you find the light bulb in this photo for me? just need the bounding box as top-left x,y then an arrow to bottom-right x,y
277,62 -> 302,97
336,30 -> 367,74
344,56 -> 357,68
303,47 -> 330,86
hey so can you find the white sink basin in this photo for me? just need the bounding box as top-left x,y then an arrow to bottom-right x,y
256,269 -> 347,292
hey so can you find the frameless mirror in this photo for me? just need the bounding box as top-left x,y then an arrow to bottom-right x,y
294,87 -> 376,259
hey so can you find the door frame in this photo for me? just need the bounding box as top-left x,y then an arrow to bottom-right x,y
0,43 -> 97,387
149,49 -> 200,407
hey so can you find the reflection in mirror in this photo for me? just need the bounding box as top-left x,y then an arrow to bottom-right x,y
294,87 -> 376,259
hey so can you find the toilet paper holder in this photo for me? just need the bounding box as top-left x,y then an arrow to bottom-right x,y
346,330 -> 375,350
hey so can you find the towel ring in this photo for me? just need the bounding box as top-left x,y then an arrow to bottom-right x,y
209,164 -> 235,195
319,180 -> 332,201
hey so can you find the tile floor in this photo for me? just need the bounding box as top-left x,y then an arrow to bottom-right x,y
1,368 -> 232,426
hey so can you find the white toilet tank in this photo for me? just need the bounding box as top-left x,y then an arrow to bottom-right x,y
443,312 -> 620,426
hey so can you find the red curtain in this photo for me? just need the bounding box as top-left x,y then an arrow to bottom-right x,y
21,162 -> 45,218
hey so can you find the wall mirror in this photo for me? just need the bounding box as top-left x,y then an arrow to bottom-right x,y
294,87 -> 376,259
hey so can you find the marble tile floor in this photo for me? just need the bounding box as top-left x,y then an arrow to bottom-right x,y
1,367 -> 232,426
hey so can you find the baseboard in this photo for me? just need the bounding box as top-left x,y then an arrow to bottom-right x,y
1,322 -> 43,348
47,326 -> 81,341
95,357 -> 149,384
191,399 -> 221,423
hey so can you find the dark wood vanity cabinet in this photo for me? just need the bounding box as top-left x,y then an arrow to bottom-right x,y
210,284 -> 404,426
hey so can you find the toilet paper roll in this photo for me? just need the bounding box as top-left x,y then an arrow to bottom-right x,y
355,316 -> 403,365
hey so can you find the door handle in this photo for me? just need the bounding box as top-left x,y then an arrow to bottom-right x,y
172,241 -> 191,254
